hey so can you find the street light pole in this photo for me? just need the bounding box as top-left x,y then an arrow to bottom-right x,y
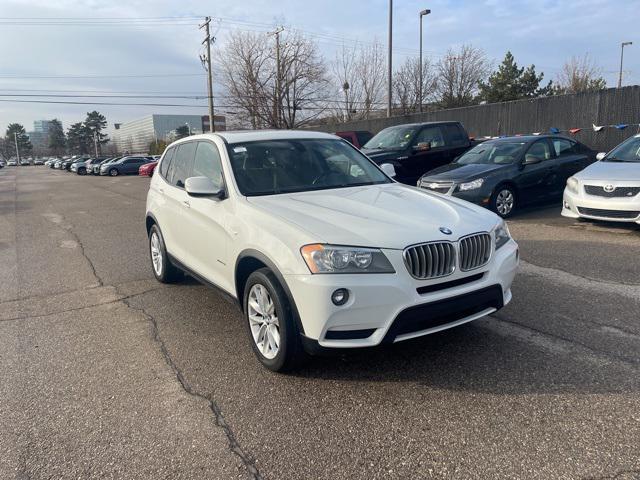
387,0 -> 393,118
14,132 -> 20,165
419,9 -> 431,113
618,41 -> 633,88
185,122 -> 191,135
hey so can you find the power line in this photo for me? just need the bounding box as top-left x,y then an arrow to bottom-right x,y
0,73 -> 205,79
0,98 -> 348,110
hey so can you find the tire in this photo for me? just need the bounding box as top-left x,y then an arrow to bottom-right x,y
491,185 -> 516,218
109,168 -> 119,177
78,168 -> 86,176
243,268 -> 305,372
148,224 -> 183,283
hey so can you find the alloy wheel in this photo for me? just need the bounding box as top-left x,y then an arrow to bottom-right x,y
150,232 -> 162,276
247,284 -> 280,360
496,189 -> 514,216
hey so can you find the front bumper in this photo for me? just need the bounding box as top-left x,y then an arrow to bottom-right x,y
562,185 -> 640,223
284,239 -> 518,348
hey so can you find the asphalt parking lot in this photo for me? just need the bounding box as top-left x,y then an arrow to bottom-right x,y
1,166 -> 639,480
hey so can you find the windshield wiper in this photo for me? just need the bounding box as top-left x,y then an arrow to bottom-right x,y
604,157 -> 628,162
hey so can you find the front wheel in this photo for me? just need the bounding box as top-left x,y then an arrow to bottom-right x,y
491,186 -> 516,218
109,168 -> 119,177
244,268 -> 305,372
78,168 -> 86,175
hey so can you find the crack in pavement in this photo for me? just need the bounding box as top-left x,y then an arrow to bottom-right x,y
0,285 -> 166,323
583,469 -> 640,480
489,312 -> 640,368
115,289 -> 264,480
519,260 -> 640,299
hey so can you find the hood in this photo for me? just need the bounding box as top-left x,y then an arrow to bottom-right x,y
246,183 -> 499,249
360,148 -> 405,163
420,163 -> 508,182
575,161 -> 640,181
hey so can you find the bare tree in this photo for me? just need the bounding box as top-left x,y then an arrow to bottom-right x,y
555,54 -> 606,94
332,45 -> 363,122
435,44 -> 490,108
330,42 -> 386,121
220,30 -> 329,129
393,56 -> 438,114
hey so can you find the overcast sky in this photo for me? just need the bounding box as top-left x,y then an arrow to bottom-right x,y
0,0 -> 637,136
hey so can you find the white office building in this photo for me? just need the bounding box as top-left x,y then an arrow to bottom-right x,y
113,114 -> 226,153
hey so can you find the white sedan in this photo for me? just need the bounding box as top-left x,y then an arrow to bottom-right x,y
145,130 -> 519,371
562,134 -> 640,223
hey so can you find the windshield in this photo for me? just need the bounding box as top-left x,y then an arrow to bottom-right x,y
363,125 -> 418,150
604,136 -> 640,162
227,138 -> 391,196
456,142 -> 527,165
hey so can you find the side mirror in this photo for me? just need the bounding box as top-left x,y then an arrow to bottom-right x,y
413,142 -> 431,152
596,152 -> 606,161
380,163 -> 396,178
523,155 -> 541,165
185,176 -> 225,199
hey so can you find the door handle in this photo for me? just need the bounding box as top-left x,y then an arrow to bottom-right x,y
182,200 -> 191,208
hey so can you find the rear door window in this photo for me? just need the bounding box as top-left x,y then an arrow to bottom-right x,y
414,126 -> 446,148
159,148 -> 175,179
553,138 -> 576,156
443,124 -> 468,147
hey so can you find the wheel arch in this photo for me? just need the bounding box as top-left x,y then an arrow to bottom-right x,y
235,249 -> 305,335
145,212 -> 159,236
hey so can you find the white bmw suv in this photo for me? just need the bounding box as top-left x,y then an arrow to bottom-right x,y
146,131 -> 519,371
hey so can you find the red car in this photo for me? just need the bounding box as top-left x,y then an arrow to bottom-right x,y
138,161 -> 158,177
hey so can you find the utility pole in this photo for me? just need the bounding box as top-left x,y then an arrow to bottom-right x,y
268,26 -> 284,128
199,16 -> 216,132
14,132 -> 20,165
93,131 -> 99,157
618,41 -> 633,88
419,9 -> 431,113
387,0 -> 393,117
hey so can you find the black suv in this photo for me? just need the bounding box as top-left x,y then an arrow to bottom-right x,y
361,121 -> 474,185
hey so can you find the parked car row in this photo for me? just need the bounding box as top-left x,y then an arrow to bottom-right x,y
46,155 -> 157,177
350,121 -> 599,219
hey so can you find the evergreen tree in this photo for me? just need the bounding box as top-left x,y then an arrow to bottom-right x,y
5,123 -> 33,157
48,119 -> 66,155
175,125 -> 190,139
66,122 -> 91,155
84,111 -> 109,155
480,51 -> 551,102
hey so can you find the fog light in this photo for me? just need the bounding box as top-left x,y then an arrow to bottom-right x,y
564,201 -> 570,209
331,288 -> 349,306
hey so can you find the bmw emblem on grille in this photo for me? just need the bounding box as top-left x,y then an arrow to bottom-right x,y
439,227 -> 452,235
603,184 -> 616,193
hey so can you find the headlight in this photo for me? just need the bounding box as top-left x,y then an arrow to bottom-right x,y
458,178 -> 484,191
494,221 -> 511,250
566,177 -> 579,194
300,244 -> 395,274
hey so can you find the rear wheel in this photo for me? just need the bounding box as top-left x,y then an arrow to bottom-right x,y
78,167 -> 86,175
491,185 -> 516,218
244,268 -> 305,372
149,225 -> 182,283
